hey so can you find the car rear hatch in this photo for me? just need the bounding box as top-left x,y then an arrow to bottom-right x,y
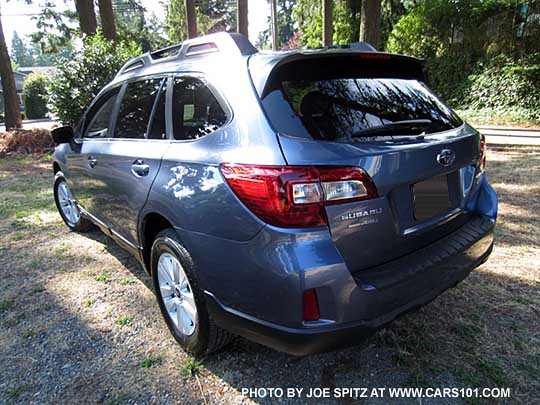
249,51 -> 484,272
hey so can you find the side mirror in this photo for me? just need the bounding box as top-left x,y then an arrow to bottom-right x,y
51,126 -> 74,144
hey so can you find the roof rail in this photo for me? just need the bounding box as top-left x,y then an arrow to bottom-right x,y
115,32 -> 258,78
150,43 -> 183,59
119,54 -> 152,74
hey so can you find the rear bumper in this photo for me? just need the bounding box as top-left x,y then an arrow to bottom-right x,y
205,216 -> 495,356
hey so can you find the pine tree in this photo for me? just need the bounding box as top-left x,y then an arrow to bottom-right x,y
11,32 -> 33,67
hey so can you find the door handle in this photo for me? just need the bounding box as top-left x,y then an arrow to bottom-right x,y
131,160 -> 150,177
87,156 -> 97,168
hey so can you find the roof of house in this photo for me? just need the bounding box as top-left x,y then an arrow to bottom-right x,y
17,66 -> 58,76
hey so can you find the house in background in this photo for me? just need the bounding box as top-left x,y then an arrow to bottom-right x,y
0,71 -> 27,116
17,66 -> 57,76
1,66 -> 57,119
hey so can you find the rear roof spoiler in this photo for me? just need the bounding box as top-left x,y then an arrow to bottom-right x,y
306,42 -> 377,52
249,51 -> 428,98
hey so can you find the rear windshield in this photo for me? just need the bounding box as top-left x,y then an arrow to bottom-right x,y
261,60 -> 463,143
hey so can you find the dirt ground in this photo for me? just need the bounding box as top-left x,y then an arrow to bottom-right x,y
0,145 -> 539,404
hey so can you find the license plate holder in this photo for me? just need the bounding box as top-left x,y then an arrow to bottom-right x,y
413,174 -> 452,221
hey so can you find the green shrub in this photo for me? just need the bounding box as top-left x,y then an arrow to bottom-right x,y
386,6 -> 442,59
384,0 -> 540,124
425,52 -> 540,124
462,54 -> 540,121
429,52 -> 477,105
23,73 -> 49,119
48,33 -> 140,126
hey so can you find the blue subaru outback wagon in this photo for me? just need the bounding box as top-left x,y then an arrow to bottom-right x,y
51,33 -> 497,356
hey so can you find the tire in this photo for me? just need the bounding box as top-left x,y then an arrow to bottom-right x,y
151,228 -> 232,357
53,172 -> 93,232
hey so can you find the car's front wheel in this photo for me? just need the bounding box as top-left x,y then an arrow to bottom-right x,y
53,172 -> 93,232
151,229 -> 232,356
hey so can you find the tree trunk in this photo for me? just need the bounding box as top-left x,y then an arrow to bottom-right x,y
185,0 -> 197,38
359,0 -> 381,49
237,0 -> 248,37
270,0 -> 279,50
98,0 -> 117,41
75,0 -> 97,36
323,0 -> 333,46
0,6 -> 22,130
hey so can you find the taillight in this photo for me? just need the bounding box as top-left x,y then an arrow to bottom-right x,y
220,164 -> 377,228
303,289 -> 320,321
479,134 -> 487,171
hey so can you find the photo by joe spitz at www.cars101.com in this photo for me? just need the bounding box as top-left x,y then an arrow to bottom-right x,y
51,32 -> 497,357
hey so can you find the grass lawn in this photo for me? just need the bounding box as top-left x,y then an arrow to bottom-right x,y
0,146 -> 539,403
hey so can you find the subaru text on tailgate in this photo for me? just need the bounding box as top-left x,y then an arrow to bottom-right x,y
51,33 -> 497,356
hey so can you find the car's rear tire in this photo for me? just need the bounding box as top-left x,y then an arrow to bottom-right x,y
53,172 -> 93,232
151,228 -> 232,356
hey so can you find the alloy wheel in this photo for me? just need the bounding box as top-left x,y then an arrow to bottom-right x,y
57,180 -> 80,226
157,253 -> 198,336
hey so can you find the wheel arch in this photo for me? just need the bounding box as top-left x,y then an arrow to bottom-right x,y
53,161 -> 61,174
140,212 -> 176,274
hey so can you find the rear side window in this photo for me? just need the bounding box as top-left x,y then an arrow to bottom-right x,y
83,88 -> 120,139
261,58 -> 463,143
114,78 -> 164,139
171,77 -> 227,140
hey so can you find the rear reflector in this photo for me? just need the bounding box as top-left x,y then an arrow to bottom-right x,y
303,289 -> 320,321
220,164 -> 377,228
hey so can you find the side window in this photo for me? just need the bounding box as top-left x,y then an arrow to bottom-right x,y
84,88 -> 120,139
172,77 -> 227,140
114,78 -> 163,139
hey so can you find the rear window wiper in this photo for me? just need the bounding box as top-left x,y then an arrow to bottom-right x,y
351,119 -> 434,138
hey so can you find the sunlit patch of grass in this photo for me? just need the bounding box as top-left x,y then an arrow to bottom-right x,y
140,355 -> 163,369
117,277 -> 136,286
15,210 -> 31,219
0,157 -> 55,222
180,358 -> 203,378
115,316 -> 133,326
11,231 -> 26,241
95,273 -> 111,283
0,155 -> 34,167
53,242 -> 71,258
84,297 -> 95,307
